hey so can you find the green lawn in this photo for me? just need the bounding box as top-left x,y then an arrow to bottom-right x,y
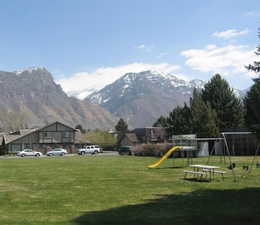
0,155 -> 260,225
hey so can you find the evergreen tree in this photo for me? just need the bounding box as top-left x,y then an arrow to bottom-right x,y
153,116 -> 168,127
245,29 -> 260,137
246,28 -> 260,74
244,82 -> 260,135
167,103 -> 193,135
201,74 -> 244,131
190,89 -> 219,137
200,103 -> 219,137
115,118 -> 128,144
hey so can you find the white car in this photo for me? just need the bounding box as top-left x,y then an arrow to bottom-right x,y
78,145 -> 100,155
17,149 -> 42,157
46,148 -> 68,156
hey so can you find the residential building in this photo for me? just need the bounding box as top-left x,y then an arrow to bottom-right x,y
0,121 -> 77,155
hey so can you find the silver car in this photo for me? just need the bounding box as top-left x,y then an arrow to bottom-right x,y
46,148 -> 68,156
78,145 -> 99,155
17,149 -> 42,157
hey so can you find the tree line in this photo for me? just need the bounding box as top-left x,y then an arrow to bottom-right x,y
154,74 -> 245,137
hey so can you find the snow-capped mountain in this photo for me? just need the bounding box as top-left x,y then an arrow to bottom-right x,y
87,71 -> 205,128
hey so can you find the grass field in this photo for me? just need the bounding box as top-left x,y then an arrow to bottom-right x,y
0,155 -> 260,225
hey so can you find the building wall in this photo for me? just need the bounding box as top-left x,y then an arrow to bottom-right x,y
6,122 -> 76,154
120,137 -> 138,146
225,133 -> 258,155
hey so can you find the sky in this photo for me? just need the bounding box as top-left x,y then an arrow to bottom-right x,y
0,0 -> 260,97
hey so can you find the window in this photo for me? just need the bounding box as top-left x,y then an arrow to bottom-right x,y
62,132 -> 73,143
9,144 -> 21,153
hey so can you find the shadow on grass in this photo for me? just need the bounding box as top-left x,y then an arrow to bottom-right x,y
73,188 -> 260,225
183,178 -> 210,182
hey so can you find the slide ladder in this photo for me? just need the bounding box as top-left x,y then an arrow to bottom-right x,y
147,146 -> 194,168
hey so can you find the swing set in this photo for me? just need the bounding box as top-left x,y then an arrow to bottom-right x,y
170,132 -> 260,181
206,132 -> 260,181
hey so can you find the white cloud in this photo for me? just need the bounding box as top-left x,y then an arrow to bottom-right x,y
57,63 -> 181,99
212,29 -> 249,39
136,44 -> 154,52
137,44 -> 145,49
181,44 -> 258,76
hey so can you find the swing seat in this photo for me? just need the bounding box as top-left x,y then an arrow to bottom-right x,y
242,165 -> 249,170
228,163 -> 236,170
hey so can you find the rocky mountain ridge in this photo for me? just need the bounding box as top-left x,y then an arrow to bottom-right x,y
87,71 -> 206,127
0,68 -> 117,130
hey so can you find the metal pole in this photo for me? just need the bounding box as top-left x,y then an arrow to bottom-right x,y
247,143 -> 260,175
222,133 -> 237,182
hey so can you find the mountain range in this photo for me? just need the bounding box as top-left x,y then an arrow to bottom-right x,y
0,67 -> 117,130
0,68 -> 247,130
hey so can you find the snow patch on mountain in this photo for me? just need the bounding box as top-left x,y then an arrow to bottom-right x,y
88,70 -> 206,107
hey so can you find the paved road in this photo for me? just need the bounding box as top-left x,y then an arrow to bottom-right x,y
0,151 -> 118,160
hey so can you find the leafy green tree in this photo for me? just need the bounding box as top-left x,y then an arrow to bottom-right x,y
115,118 -> 128,144
153,116 -> 168,127
201,74 -> 244,131
82,130 -> 117,147
190,89 -> 219,137
75,124 -> 86,134
167,103 -> 193,135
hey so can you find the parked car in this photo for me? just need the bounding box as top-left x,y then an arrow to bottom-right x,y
94,145 -> 102,153
17,149 -> 42,157
46,148 -> 67,156
78,145 -> 100,155
118,146 -> 133,155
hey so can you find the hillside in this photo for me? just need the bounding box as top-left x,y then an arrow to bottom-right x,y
0,67 -> 117,130
87,71 -> 205,127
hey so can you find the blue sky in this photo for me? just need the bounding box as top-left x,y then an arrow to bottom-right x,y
0,0 -> 260,96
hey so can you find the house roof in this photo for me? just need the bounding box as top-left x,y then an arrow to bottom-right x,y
133,127 -> 167,141
3,134 -> 23,144
125,133 -> 139,143
38,121 -> 77,132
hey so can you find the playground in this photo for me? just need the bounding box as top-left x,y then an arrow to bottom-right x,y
147,144 -> 260,182
0,155 -> 260,225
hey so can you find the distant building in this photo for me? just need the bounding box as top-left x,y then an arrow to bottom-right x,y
118,127 -> 168,146
0,121 -> 77,155
119,133 -> 139,146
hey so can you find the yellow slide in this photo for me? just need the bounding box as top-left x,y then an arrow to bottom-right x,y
147,146 -> 182,168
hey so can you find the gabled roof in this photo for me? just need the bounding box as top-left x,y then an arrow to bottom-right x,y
125,133 -> 139,143
133,127 -> 167,141
3,134 -> 23,144
38,121 -> 77,132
